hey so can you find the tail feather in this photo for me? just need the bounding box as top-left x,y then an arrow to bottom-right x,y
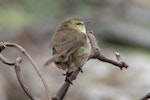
44,57 -> 55,67
44,51 -> 65,67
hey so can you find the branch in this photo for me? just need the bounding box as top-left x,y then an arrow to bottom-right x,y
52,69 -> 80,100
0,51 -> 39,100
14,57 -> 41,100
87,31 -> 128,69
0,42 -> 52,100
141,93 -> 150,100
52,31 -> 129,100
0,53 -> 15,65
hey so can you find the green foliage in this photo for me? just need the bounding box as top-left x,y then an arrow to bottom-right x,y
0,7 -> 32,29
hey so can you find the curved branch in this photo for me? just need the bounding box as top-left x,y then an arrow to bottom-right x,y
0,42 -> 52,100
0,53 -> 15,65
14,57 -> 40,100
0,53 -> 39,100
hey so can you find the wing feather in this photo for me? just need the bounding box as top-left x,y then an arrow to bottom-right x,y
51,28 -> 86,55
44,28 -> 87,66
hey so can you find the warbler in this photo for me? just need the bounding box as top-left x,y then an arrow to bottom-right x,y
45,17 -> 91,76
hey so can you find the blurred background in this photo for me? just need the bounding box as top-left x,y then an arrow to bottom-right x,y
0,0 -> 150,100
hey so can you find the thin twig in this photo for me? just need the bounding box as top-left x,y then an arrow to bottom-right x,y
87,31 -> 128,70
0,42 -> 52,100
0,53 -> 15,65
0,42 -> 6,52
14,57 -> 40,100
0,53 -> 39,100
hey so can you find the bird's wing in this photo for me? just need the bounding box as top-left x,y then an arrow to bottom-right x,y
44,29 -> 87,66
51,28 -> 87,55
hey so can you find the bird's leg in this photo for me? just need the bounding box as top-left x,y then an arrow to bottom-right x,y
79,67 -> 83,73
65,71 -> 73,85
65,76 -> 73,85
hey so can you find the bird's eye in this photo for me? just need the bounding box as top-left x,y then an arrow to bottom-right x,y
76,22 -> 82,25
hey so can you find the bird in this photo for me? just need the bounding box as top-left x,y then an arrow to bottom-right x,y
44,17 -> 91,81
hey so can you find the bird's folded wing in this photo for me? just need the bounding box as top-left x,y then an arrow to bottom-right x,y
44,29 -> 87,66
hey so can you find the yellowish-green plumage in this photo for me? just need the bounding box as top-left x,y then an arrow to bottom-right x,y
47,18 -> 91,73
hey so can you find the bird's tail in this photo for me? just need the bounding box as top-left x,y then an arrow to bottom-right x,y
43,51 -> 65,67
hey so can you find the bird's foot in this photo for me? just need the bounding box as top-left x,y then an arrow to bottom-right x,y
65,76 -> 73,85
79,67 -> 83,73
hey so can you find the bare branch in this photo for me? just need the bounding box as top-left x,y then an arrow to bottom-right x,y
0,42 -> 52,100
14,57 -> 40,100
87,31 -> 128,70
0,52 -> 39,100
0,42 -> 6,52
0,53 -> 15,65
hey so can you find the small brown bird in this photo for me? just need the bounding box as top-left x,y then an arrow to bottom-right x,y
45,17 -> 91,77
